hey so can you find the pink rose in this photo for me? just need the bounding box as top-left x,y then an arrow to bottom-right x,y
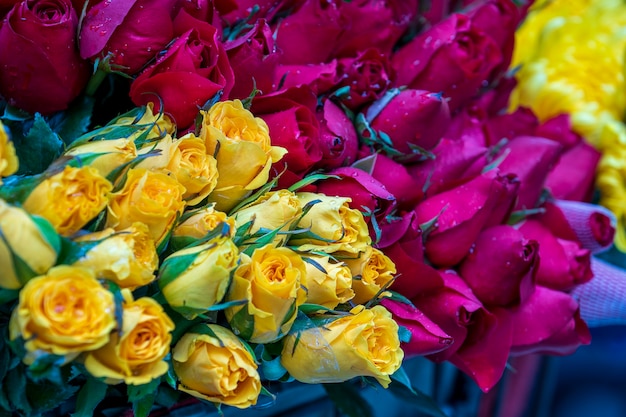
275,61 -> 339,95
0,0 -> 89,114
380,299 -> 453,357
176,0 -> 234,26
368,153 -> 423,211
79,0 -> 177,75
365,89 -> 451,156
222,0 -> 291,25
129,10 -> 234,128
459,225 -> 538,307
313,99 -> 359,170
545,141 -> 600,202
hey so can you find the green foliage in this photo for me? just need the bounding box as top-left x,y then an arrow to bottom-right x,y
323,382 -> 374,417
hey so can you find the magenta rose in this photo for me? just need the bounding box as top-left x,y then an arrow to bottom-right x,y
378,211 -> 443,298
414,271 -> 513,392
366,89 -> 451,156
459,225 -> 538,307
519,219 -> 593,291
222,0 -> 291,25
313,99 -> 359,170
380,299 -> 453,357
79,0 -> 177,75
368,153 -> 423,210
251,86 -> 322,177
174,0 -> 227,30
275,60 -> 339,95
483,107 -> 539,146
534,114 -> 582,148
510,286 -> 591,356
224,19 -> 279,99
392,13 -> 502,112
545,141 -> 600,202
0,0 -> 89,114
415,170 -> 519,267
129,10 -> 234,128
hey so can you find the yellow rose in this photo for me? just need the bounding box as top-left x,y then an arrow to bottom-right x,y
233,190 -> 302,245
114,102 -> 176,141
159,237 -> 239,319
172,324 -> 261,409
225,244 -> 307,344
303,254 -> 354,309
137,134 -> 219,205
0,121 -> 18,177
171,204 -> 235,250
280,305 -> 403,388
64,138 -> 138,177
0,199 -> 60,289
23,165 -> 113,236
73,222 -> 158,290
84,293 -> 174,385
344,247 -> 396,305
200,100 -> 286,212
289,193 -> 371,255
106,168 -> 186,245
9,265 -> 116,363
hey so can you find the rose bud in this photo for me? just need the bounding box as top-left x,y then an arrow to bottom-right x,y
368,153 -> 423,211
222,0 -> 291,25
251,86 -> 322,177
380,298 -> 453,357
225,19 -> 279,99
175,0 -> 226,29
459,225 -> 538,307
171,204 -> 236,250
378,211 -> 443,298
510,286 -> 591,356
534,114 -> 582,149
172,324 -> 261,408
415,170 -> 518,267
64,138 -> 138,177
280,305 -> 403,388
496,135 -> 563,210
79,0 -> 177,75
483,107 -> 539,146
313,99 -> 359,170
130,10 -> 235,129
367,89 -> 451,156
406,137 -> 487,197
275,60 -> 339,95
0,200 -> 60,290
519,219 -> 593,291
302,254 -> 354,309
392,14 -> 502,112
0,0 -> 89,114
0,121 -> 18,178
545,141 -> 601,202
421,0 -> 452,25
343,246 -> 396,305
413,271 -> 513,392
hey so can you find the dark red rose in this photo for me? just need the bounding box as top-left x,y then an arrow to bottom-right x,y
545,141 -> 600,202
0,0 -> 89,114
380,298 -> 453,357
224,19 -> 279,99
251,85 -> 321,176
510,286 -> 591,356
392,13 -> 503,112
0,0 -> 20,16
129,10 -> 234,128
366,89 -> 451,157
79,0 -> 177,75
368,153 -> 423,210
378,211 -> 443,298
459,225 -> 538,307
313,99 -> 359,170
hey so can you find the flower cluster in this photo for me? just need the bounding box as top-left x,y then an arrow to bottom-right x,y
0,0 -> 617,415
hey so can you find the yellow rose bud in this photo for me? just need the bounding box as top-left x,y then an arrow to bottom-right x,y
115,102 -> 176,140
0,199 -> 60,289
225,244 -> 307,344
289,193 -> 372,255
106,167 -> 186,245
64,138 -> 138,177
200,100 -> 286,212
23,165 -> 113,236
172,324 -> 261,409
84,293 -> 174,385
303,254 -> 354,309
137,134 -> 219,205
73,222 -> 158,290
9,265 -> 116,363
171,204 -> 236,250
0,121 -> 18,177
280,305 -> 403,388
233,190 -> 302,245
344,247 -> 396,305
159,237 -> 239,319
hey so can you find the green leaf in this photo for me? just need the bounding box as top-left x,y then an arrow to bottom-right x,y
71,376 -> 108,417
507,207 -> 546,225
15,113 -> 64,175
259,354 -> 288,381
26,371 -> 80,416
287,173 -> 341,192
26,353 -> 64,384
228,305 -> 255,341
0,289 -> 19,305
387,377 -> 447,417
323,382 -> 374,417
128,379 -> 160,417
5,366 -> 31,415
1,105 -> 31,122
48,96 -> 95,146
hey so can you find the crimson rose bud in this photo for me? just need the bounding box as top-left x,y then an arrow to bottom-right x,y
519,219 -> 593,291
459,225 -> 538,307
0,0 -> 89,114
545,141 -> 600,202
313,99 -> 359,170
367,89 -> 450,155
79,0 -> 177,75
510,286 -> 591,356
380,299 -> 453,357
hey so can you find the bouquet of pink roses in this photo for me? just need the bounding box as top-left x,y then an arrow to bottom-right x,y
0,0 -> 620,416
